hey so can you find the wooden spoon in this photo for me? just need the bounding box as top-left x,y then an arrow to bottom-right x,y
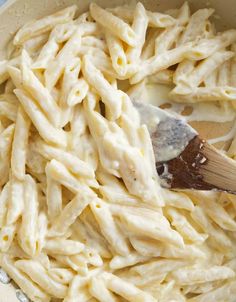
134,101 -> 236,194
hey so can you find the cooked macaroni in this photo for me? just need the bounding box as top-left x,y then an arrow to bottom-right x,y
0,2 -> 236,302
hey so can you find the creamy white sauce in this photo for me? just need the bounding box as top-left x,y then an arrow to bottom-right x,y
145,83 -> 174,107
142,82 -> 236,123
208,120 -> 236,144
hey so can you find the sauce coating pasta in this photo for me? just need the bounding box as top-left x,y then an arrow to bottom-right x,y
0,2 -> 236,302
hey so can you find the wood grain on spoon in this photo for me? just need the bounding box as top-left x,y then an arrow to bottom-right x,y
156,136 -> 236,194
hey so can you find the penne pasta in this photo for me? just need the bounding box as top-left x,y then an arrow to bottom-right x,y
188,280 -> 236,302
18,175 -> 39,257
189,192 -> 236,231
167,208 -> 208,244
178,8 -> 214,44
171,85 -> 236,103
14,89 -> 67,147
176,2 -> 191,26
45,159 -> 91,193
102,272 -> 156,302
35,139 -> 95,178
44,239 -> 84,255
21,51 -> 61,127
90,199 -> 130,256
64,275 -> 92,302
0,224 -> 16,252
6,175 -> 24,225
89,277 -> 118,302
131,44 -> 193,84
108,6 -> 175,28
118,206 -> 184,248
105,32 -> 127,76
0,101 -> 17,122
67,78 -> 89,106
22,32 -> 50,56
110,253 -> 149,270
82,55 -> 123,120
32,36 -> 60,69
82,36 -> 108,52
131,258 -> 189,276
10,106 -> 30,180
0,124 -> 15,186
0,255 -> 50,302
45,28 -> 82,89
48,267 -> 74,285
141,28 -> 160,60
36,211 -> 48,254
184,51 -> 234,89
46,173 -> 62,220
173,59 -> 195,85
155,25 -> 184,54
90,3 -> 137,47
14,5 -> 77,45
172,265 -> 235,285
162,189 -> 194,211
127,3 -> 148,64
1,3 -> 236,301
0,182 -> 10,228
49,191 -> 94,236
15,259 -> 68,298
0,56 -> 20,85
218,60 -> 231,86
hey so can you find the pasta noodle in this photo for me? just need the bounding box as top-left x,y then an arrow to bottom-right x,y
90,3 -> 137,47
10,106 -> 30,180
0,2 -> 235,302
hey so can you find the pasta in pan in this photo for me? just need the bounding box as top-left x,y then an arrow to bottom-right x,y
0,2 -> 236,302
